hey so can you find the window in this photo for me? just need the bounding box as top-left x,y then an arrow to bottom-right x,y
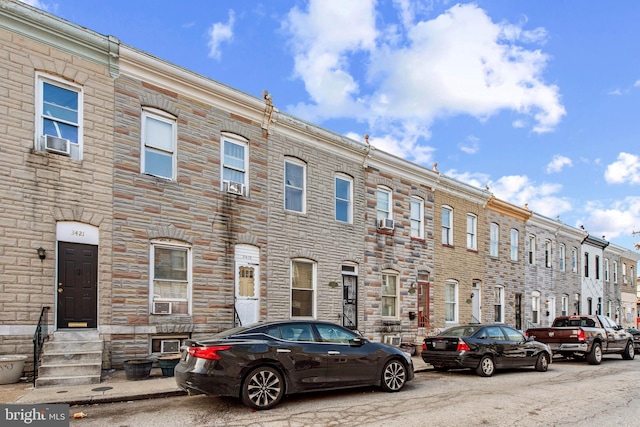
545,240 -> 552,268
36,74 -> 83,159
595,255 -> 600,280
445,280 -> 458,323
411,197 -> 425,239
559,244 -> 566,271
442,206 -> 453,245
607,300 -> 612,318
142,109 -> 176,179
623,263 -> 627,283
467,214 -> 477,250
285,159 -> 306,213
571,248 -> 577,273
561,295 -> 569,316
377,187 -> 392,221
489,223 -> 499,257
335,175 -> 352,223
291,259 -> 315,317
584,253 -> 589,277
381,272 -> 398,318
151,242 -> 191,315
494,286 -> 504,323
613,261 -> 618,283
532,291 -> 540,324
222,135 -> 248,187
528,235 -> 536,264
510,229 -> 519,261
604,259 -> 610,281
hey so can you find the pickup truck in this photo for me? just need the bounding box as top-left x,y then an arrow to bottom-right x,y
526,315 -> 635,365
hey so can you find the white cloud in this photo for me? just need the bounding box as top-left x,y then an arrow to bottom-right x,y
446,170 -> 491,189
283,1 -> 566,151
604,152 -> 640,184
578,197 -> 640,240
207,10 -> 235,60
459,135 -> 479,154
488,175 -> 571,217
19,0 -> 48,10
635,80 -> 640,87
546,154 -> 572,174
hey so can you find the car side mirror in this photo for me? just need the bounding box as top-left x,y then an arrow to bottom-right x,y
350,337 -> 366,347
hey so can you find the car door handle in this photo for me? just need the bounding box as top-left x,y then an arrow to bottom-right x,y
277,349 -> 291,353
328,351 -> 340,355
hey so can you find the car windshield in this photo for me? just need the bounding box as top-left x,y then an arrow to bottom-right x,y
440,326 -> 481,337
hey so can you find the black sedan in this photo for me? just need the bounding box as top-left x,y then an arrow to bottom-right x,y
175,320 -> 414,410
625,327 -> 640,351
421,324 -> 551,377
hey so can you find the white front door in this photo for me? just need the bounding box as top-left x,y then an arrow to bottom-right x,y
234,245 -> 260,326
472,287 -> 481,322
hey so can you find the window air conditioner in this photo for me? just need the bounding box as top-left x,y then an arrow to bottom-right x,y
377,218 -> 395,230
160,339 -> 181,353
224,181 -> 246,196
43,134 -> 71,156
152,302 -> 171,315
383,335 -> 401,346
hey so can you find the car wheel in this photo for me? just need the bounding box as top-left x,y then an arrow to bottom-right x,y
241,366 -> 285,410
622,341 -> 635,360
535,352 -> 549,372
476,355 -> 495,377
586,342 -> 602,365
381,359 -> 407,392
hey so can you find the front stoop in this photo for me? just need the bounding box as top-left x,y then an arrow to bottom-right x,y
35,330 -> 104,388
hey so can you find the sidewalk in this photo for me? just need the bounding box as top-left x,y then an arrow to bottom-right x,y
1,355 -> 430,406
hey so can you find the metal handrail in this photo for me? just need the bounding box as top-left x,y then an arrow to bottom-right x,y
233,306 -> 242,327
32,306 -> 50,385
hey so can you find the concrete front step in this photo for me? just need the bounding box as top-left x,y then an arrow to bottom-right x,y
41,351 -> 103,364
44,340 -> 104,353
38,363 -> 102,378
36,374 -> 101,388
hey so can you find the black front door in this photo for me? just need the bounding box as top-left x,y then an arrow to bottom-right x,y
57,242 -> 98,328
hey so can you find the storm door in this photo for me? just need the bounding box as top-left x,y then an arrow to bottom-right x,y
342,265 -> 357,329
57,242 -> 98,328
515,293 -> 523,330
234,245 -> 260,326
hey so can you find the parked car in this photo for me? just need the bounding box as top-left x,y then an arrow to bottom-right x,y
625,327 -> 640,351
175,320 -> 414,410
526,315 -> 635,364
421,324 -> 552,377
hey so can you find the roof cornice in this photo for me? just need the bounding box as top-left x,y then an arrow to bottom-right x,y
486,196 -> 532,221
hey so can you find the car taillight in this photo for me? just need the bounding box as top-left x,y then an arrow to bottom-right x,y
577,329 -> 586,342
456,339 -> 471,352
423,342 -> 427,351
188,345 -> 232,360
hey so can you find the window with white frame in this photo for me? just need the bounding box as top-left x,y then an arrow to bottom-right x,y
335,174 -> 353,223
494,286 -> 504,322
490,222 -> 499,257
532,291 -> 540,324
561,294 -> 569,316
285,158 -> 306,213
377,187 -> 392,221
36,74 -> 83,159
411,197 -> 424,239
381,271 -> 398,318
528,235 -> 536,264
467,214 -> 478,250
545,240 -> 552,268
571,248 -> 577,273
510,229 -> 519,261
142,108 -> 176,180
222,134 -> 248,188
595,255 -> 600,279
559,244 -> 566,271
584,253 -> 589,277
442,206 -> 453,245
151,241 -> 191,315
623,263 -> 627,283
445,280 -> 458,323
604,259 -> 610,281
613,261 -> 618,283
291,259 -> 315,317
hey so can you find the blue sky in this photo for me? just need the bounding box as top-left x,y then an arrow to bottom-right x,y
26,0 -> 640,252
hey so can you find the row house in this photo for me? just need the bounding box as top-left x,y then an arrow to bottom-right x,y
1,2 -> 638,383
